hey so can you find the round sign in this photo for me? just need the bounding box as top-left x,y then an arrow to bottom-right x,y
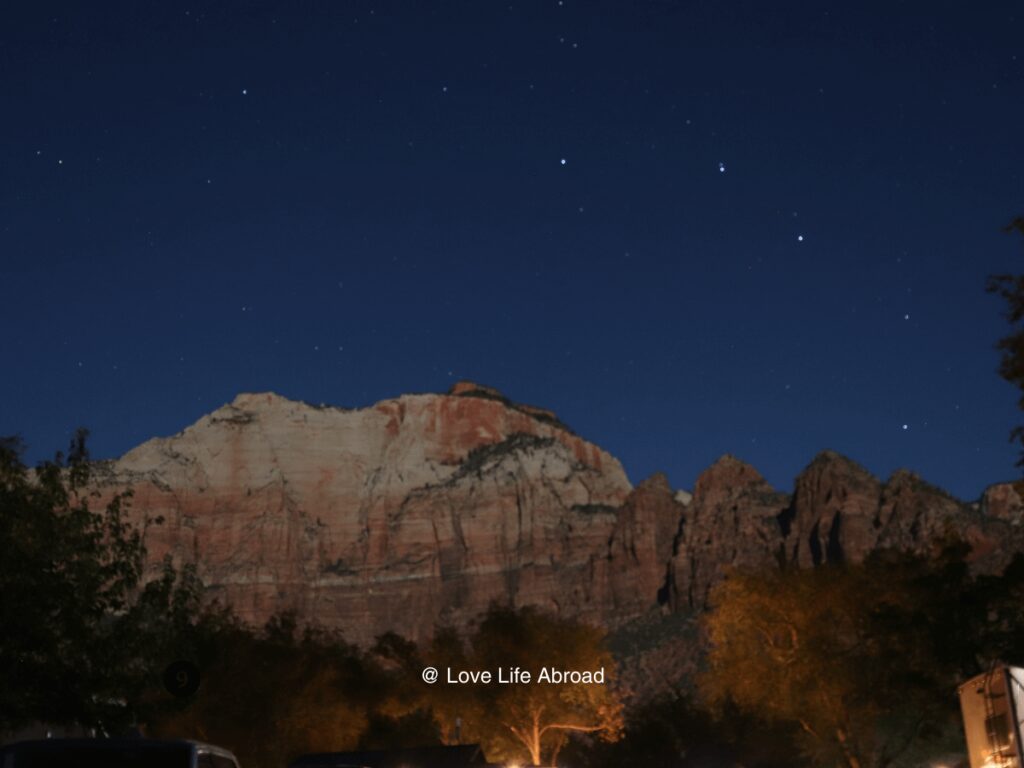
163,660 -> 201,698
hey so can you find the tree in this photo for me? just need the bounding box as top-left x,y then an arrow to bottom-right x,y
699,551 -> 971,768
147,613 -> 406,768
0,431 -> 197,733
986,215 -> 1024,466
422,606 -> 625,767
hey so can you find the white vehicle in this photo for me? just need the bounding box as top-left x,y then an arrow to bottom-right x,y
958,666 -> 1024,768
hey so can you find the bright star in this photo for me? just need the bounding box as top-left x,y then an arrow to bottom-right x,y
797,235 -> 804,242
560,158 -> 566,165
718,162 -> 725,173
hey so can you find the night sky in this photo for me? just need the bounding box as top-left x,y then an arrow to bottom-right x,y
2,1 -> 1022,500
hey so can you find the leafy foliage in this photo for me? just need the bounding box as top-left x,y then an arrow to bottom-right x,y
987,215 -> 1024,466
0,432 -> 200,733
421,606 -> 625,766
146,613 -> 402,768
699,545 -> 995,768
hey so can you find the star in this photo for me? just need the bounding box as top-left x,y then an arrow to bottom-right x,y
902,424 -> 909,430
560,158 -> 567,165
718,162 -> 725,173
797,235 -> 804,242
242,88 -> 248,95
904,314 -> 910,320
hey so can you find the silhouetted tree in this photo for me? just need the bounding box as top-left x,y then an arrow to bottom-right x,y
987,216 -> 1024,466
0,432 -> 198,733
147,613 -> 411,768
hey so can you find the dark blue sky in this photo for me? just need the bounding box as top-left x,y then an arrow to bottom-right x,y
2,1 -> 1022,500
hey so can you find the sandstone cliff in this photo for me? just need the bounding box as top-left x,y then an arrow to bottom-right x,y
92,383 -> 1024,654
93,384 -> 645,643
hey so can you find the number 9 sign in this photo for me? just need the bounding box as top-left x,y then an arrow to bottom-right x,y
162,660 -> 201,698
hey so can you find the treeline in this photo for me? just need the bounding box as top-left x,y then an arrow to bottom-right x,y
6,434 -> 1024,768
136,604 -> 626,768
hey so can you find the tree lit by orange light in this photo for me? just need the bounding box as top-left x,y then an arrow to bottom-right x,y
423,606 -> 625,767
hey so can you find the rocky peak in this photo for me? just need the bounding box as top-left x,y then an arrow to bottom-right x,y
601,473 -> 688,614
447,380 -> 504,399
447,381 -> 569,433
670,457 -> 788,610
229,391 -> 290,410
635,472 -> 673,496
982,482 -> 1024,525
692,454 -> 770,504
786,450 -> 882,567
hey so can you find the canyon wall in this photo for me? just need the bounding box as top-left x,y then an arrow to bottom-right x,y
92,383 -> 1024,648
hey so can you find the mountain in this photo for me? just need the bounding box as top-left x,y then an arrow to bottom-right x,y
90,382 -> 1024,655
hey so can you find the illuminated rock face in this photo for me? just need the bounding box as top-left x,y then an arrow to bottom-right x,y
668,455 -> 790,611
92,382 -> 1024,646
93,383 -> 653,643
667,451 -> 1024,613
